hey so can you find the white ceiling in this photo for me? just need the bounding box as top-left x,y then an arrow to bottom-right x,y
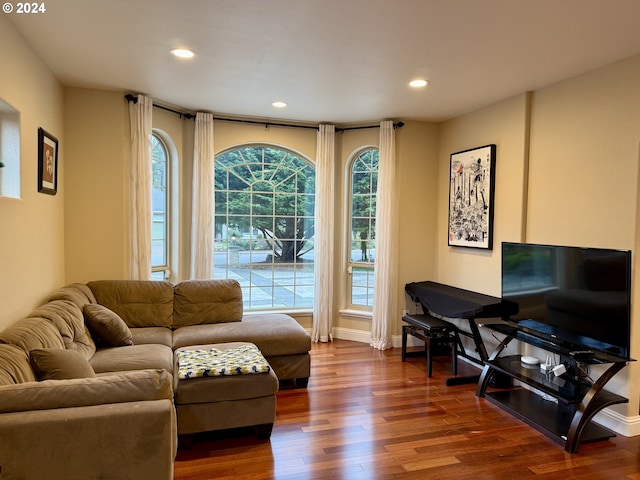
8,0 -> 640,124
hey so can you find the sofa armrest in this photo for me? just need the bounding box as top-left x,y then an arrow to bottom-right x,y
0,399 -> 176,480
0,369 -> 172,413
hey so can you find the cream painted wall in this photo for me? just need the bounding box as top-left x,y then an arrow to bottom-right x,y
437,93 -> 530,296
635,151 -> 640,418
213,121 -> 317,157
527,58 -> 640,248
389,121 -> 440,336
436,55 -> 640,423
396,121 -> 440,288
65,93 -> 193,284
0,16 -> 64,329
527,55 -> 640,419
64,88 -> 128,282
434,94 -> 530,364
179,117 -> 194,281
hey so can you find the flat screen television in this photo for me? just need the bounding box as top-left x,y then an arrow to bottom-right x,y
502,242 -> 632,359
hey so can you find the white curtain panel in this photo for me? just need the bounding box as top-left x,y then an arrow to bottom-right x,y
370,120 -> 399,350
128,95 -> 153,280
191,112 -> 215,279
312,124 -> 336,342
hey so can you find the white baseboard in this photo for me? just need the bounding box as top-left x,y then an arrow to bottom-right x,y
594,410 -> 640,437
330,327 -> 424,348
304,327 -> 372,344
331,327 -> 370,344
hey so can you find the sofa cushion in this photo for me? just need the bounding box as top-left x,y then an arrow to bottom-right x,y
0,318 -> 65,352
83,304 -> 133,347
30,349 -> 96,381
173,279 -> 243,328
88,280 -> 174,328
28,300 -> 96,359
48,283 -> 97,309
130,327 -> 173,347
0,344 -> 36,385
172,313 -> 311,356
90,344 -> 174,375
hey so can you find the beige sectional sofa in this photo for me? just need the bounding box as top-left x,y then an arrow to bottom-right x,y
0,279 -> 311,480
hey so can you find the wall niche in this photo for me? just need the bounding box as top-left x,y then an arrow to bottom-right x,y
0,98 -> 20,199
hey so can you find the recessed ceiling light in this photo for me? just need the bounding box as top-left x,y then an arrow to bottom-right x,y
272,101 -> 287,108
409,79 -> 429,88
170,48 -> 195,59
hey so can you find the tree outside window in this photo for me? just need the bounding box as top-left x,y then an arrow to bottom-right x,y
214,145 -> 315,310
349,148 -> 378,308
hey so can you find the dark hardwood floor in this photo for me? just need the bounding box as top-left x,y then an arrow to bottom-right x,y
174,339 -> 640,479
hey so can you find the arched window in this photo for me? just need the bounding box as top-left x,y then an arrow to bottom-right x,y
151,133 -> 170,280
348,148 -> 379,308
214,145 -> 315,310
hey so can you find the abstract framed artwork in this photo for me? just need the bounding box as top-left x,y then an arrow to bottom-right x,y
37,127 -> 58,195
447,144 -> 496,249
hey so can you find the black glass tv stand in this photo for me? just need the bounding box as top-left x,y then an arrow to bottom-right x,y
476,323 -> 633,453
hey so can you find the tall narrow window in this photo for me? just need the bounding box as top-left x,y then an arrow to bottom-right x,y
348,148 -> 379,308
0,98 -> 20,198
214,145 -> 315,310
151,133 -> 169,280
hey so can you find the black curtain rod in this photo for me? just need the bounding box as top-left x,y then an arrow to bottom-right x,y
337,122 -> 404,132
215,116 -> 318,130
124,94 -> 404,131
125,94 -> 196,120
155,103 -> 195,120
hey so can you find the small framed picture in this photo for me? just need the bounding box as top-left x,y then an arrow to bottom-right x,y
448,144 -> 496,249
38,127 -> 58,195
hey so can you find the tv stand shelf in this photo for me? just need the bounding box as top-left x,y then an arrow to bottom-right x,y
476,324 -> 632,453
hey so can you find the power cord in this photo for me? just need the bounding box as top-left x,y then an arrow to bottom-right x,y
574,361 -> 593,384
